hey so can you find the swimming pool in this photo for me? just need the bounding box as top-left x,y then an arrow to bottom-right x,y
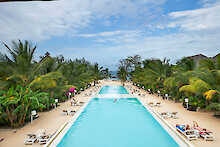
56,98 -> 179,147
99,85 -> 129,94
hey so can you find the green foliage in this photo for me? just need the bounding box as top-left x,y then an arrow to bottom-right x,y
117,66 -> 127,82
199,59 -> 215,70
206,103 -> 220,111
0,85 -> 48,127
122,54 -> 220,109
0,40 -> 107,127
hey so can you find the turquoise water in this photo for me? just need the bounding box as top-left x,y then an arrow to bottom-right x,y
99,85 -> 129,94
57,98 -> 179,147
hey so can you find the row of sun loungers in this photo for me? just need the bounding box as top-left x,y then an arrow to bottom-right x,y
176,124 -> 198,141
128,84 -> 216,142
24,129 -> 55,145
176,122 -> 214,141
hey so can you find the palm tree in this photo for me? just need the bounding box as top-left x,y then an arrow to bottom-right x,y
0,40 -> 36,87
117,66 -> 127,85
136,58 -> 171,90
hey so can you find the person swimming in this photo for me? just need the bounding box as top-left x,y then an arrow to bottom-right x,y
114,99 -> 117,103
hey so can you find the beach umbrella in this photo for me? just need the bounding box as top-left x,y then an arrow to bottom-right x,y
69,87 -> 75,92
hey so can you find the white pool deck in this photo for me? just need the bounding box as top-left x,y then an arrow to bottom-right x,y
45,93 -> 193,147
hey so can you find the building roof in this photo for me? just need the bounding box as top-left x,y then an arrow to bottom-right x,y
212,53 -> 220,59
187,54 -> 208,59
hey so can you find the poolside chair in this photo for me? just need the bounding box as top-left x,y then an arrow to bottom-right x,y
198,130 -> 214,141
37,130 -> 56,145
37,134 -> 51,145
69,110 -> 76,116
62,110 -> 68,115
155,102 -> 161,107
192,121 -> 214,141
160,112 -> 171,119
176,124 -> 198,141
170,112 -> 178,119
0,137 -> 4,142
24,134 -> 37,145
148,102 -> 154,107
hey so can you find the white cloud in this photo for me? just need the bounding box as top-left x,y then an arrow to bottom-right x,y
0,0 -> 219,71
0,0 -> 166,43
76,30 -> 140,40
168,2 -> 220,31
55,31 -> 220,70
76,30 -> 126,38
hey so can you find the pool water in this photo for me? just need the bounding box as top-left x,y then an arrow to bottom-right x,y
57,98 -> 179,147
99,85 -> 129,94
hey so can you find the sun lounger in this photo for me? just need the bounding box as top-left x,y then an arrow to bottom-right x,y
24,129 -> 46,145
170,112 -> 178,119
37,134 -> 51,145
37,130 -> 56,145
24,134 -> 37,145
193,121 -> 214,141
199,130 -> 214,141
160,112 -> 172,119
62,110 -> 68,115
0,137 -> 4,142
155,102 -> 161,107
176,124 -> 198,141
148,102 -> 154,107
69,110 -> 76,116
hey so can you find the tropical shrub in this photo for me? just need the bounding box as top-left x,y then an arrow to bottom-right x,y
0,85 -> 47,127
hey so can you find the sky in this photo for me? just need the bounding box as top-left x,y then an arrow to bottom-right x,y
0,0 -> 220,70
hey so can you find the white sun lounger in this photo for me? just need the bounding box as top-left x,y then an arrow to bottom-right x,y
200,131 -> 214,141
37,130 -> 57,145
176,125 -> 198,141
148,102 -> 154,107
193,127 -> 215,141
170,112 -> 178,119
160,112 -> 172,119
69,110 -> 76,116
24,134 -> 37,145
37,134 -> 51,145
155,102 -> 161,107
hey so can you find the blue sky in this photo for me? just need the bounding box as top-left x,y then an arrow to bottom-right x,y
0,0 -> 220,70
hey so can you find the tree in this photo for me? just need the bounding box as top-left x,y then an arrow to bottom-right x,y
0,85 -> 44,127
0,40 -> 36,87
117,66 -> 127,84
